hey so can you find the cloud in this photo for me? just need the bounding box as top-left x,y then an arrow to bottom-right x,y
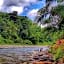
0,0 -> 46,20
8,6 -> 23,15
0,0 -> 3,6
0,0 -> 41,15
28,9 -> 39,16
25,0 -> 38,3
0,0 -> 4,10
27,9 -> 39,20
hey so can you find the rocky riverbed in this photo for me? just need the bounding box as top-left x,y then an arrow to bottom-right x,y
0,46 -> 50,64
0,46 -> 63,64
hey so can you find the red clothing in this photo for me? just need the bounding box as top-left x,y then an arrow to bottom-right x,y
57,40 -> 62,45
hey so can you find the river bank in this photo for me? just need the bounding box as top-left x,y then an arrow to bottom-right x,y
0,45 -> 49,48
0,44 -> 64,64
0,46 -> 49,64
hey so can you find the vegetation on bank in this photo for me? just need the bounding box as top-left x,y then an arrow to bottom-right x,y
0,11 -> 42,45
0,5 -> 64,45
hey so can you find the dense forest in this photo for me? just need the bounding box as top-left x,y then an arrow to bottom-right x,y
0,5 -> 64,45
0,11 -> 42,45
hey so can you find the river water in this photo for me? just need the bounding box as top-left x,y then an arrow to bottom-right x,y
0,46 -> 49,55
0,46 -> 49,63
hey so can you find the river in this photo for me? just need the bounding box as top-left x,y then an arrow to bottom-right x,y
0,46 -> 49,53
0,46 -> 49,64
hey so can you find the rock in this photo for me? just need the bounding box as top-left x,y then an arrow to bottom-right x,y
33,55 -> 39,60
33,61 -> 52,64
2,62 -> 15,64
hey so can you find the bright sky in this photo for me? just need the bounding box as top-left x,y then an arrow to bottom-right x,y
0,0 -> 46,20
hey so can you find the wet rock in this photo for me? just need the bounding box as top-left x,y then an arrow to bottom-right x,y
0,47 -> 53,64
33,55 -> 39,60
2,62 -> 15,64
33,61 -> 52,64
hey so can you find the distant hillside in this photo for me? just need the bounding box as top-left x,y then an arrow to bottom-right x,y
35,0 -> 64,28
34,0 -> 64,45
0,11 -> 42,45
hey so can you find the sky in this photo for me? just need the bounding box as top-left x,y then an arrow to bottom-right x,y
0,0 -> 46,20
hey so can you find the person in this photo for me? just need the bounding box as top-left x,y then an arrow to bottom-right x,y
40,48 -> 43,52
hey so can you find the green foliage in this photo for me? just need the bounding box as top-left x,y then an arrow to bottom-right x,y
41,5 -> 64,45
0,12 -> 42,45
57,0 -> 63,2
52,5 -> 64,18
23,40 -> 32,45
0,5 -> 64,45
54,47 -> 64,60
50,45 -> 64,61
